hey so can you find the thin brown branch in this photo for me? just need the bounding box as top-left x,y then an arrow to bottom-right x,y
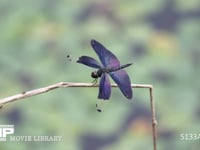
0,82 -> 157,150
0,82 -> 152,105
149,87 -> 157,150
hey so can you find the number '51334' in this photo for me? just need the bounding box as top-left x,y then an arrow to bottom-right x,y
180,133 -> 200,140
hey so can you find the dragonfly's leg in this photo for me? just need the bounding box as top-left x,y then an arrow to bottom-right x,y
92,78 -> 98,85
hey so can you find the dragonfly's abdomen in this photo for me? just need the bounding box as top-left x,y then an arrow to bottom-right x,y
109,63 -> 132,72
91,63 -> 132,79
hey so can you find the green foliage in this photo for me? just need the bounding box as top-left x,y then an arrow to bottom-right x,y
0,0 -> 200,149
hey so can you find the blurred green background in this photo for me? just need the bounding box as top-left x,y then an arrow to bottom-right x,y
0,0 -> 200,149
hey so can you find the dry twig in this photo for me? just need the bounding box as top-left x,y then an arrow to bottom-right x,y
0,82 -> 157,150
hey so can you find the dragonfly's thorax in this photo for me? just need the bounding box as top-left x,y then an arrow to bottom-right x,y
91,68 -> 109,78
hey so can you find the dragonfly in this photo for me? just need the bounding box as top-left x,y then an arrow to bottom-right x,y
77,39 -> 133,100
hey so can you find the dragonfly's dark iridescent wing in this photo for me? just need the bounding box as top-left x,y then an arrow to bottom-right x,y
91,40 -> 120,68
98,73 -> 111,99
77,56 -> 102,68
109,70 -> 132,99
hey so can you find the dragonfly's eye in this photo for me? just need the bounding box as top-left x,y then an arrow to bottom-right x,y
91,72 -> 98,78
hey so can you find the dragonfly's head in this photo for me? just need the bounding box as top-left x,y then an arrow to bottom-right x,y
91,69 -> 102,78
91,71 -> 98,78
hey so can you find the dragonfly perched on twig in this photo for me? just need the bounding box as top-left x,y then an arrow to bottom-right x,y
77,39 -> 133,100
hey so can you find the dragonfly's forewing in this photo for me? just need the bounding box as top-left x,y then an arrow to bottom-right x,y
77,56 -> 101,68
91,40 -> 120,68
